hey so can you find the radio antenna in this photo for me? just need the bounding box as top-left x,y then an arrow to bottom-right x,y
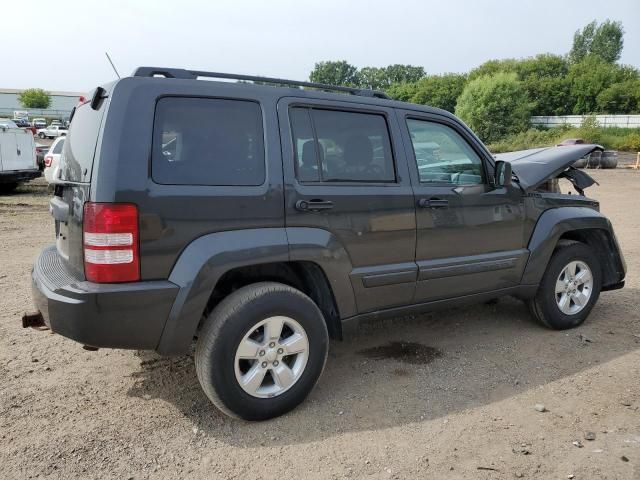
105,52 -> 121,79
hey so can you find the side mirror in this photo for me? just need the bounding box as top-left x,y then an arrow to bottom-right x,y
494,160 -> 512,187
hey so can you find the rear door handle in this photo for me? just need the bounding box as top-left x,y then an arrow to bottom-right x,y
417,198 -> 449,208
295,199 -> 334,212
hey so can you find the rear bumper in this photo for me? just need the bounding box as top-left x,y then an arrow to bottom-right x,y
30,245 -> 179,350
0,169 -> 41,184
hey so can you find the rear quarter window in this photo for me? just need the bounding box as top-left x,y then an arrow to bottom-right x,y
151,97 -> 265,186
60,103 -> 105,183
52,138 -> 65,154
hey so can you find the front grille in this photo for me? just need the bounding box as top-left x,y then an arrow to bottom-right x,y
35,245 -> 81,291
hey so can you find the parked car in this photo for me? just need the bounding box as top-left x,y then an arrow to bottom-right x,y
37,125 -> 68,139
43,137 -> 65,183
31,118 -> 47,129
35,143 -> 49,170
24,67 -> 626,421
0,118 -> 18,129
11,118 -> 37,135
13,118 -> 31,128
50,120 -> 62,127
0,121 -> 41,192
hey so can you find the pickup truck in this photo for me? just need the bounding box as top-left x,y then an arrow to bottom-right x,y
37,125 -> 68,139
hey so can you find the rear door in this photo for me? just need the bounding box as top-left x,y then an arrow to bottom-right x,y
0,130 -> 34,171
0,131 -> 17,171
15,131 -> 36,170
279,98 -> 417,313
397,110 -> 527,302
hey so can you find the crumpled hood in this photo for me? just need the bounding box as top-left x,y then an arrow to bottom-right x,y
494,144 -> 602,191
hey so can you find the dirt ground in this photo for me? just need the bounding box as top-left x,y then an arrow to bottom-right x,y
1,170 -> 639,480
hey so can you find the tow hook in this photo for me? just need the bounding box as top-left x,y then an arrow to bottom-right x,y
21,311 -> 47,330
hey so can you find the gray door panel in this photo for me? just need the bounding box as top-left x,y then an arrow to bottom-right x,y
279,97 -> 417,314
396,110 -> 527,302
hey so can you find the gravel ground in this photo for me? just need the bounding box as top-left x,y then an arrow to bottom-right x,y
0,171 -> 639,479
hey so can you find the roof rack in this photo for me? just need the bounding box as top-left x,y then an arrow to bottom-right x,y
132,67 -> 391,99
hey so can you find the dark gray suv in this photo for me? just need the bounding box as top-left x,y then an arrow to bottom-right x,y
25,67 -> 626,420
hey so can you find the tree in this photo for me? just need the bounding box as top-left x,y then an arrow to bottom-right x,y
385,82 -> 420,102
18,88 -> 51,109
596,79 -> 640,113
468,59 -> 519,81
309,61 -> 360,87
568,56 -> 638,113
526,76 -> 573,116
381,64 -> 426,87
467,55 -> 572,115
388,74 -> 466,112
569,20 -> 624,64
455,73 -> 531,143
355,64 -> 426,90
515,54 -> 571,115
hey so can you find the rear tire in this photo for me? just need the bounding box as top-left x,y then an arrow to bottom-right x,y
528,240 -> 602,329
195,282 -> 329,421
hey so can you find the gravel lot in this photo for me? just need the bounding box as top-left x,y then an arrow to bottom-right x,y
1,170 -> 639,479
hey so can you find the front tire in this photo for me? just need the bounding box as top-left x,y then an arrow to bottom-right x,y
195,282 -> 329,421
38,132 -> 45,139
528,240 -> 602,329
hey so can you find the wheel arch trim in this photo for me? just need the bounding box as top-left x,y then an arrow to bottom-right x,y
521,207 -> 626,287
156,227 -> 356,355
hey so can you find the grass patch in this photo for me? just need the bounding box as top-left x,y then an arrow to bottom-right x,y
488,126 -> 640,153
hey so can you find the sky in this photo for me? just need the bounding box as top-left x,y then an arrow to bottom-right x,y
3,0 -> 639,93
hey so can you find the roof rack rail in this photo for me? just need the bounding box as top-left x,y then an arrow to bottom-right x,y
132,66 -> 391,99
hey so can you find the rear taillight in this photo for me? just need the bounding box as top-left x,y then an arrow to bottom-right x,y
83,203 -> 140,283
44,155 -> 53,167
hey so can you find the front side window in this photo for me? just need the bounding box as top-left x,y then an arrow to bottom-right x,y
290,107 -> 395,183
152,97 -> 265,186
407,119 -> 485,185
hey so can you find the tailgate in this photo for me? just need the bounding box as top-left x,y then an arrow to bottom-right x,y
52,97 -> 107,277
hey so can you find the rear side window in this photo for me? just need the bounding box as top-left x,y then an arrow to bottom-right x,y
152,97 -> 265,186
52,138 -> 65,154
290,107 -> 396,183
60,103 -> 105,183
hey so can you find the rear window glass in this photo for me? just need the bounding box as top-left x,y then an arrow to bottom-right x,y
290,107 -> 396,183
59,103 -> 105,182
151,97 -> 265,186
52,138 -> 65,154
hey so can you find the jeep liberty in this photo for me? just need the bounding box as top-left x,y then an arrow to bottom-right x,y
24,67 -> 626,420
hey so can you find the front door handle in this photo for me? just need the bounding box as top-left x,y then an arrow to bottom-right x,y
295,199 -> 334,212
418,198 -> 449,208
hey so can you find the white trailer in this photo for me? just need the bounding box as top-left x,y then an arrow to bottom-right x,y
0,124 -> 41,192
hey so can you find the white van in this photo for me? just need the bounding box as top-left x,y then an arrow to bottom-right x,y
0,120 -> 41,192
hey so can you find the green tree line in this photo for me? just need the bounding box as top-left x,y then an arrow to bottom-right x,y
309,20 -> 640,144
